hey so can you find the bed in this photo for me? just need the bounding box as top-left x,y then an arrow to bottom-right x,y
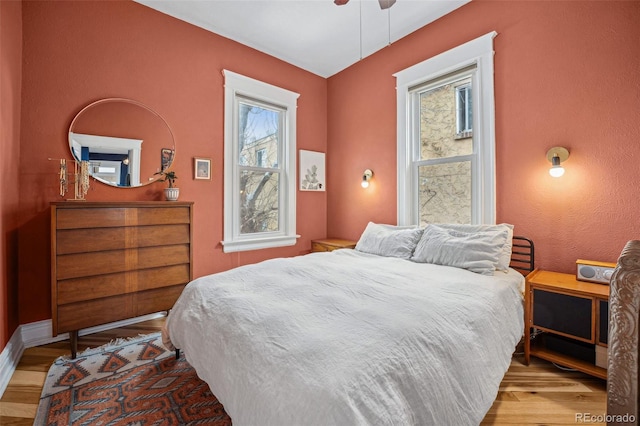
163,223 -> 533,425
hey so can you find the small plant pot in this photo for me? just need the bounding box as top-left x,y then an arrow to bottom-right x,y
164,187 -> 180,201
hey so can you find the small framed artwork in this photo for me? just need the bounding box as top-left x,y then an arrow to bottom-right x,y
194,157 -> 211,180
299,150 -> 325,191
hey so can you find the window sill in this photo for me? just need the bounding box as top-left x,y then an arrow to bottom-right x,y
455,131 -> 473,140
221,234 -> 300,253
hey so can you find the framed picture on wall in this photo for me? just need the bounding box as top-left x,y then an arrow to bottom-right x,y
299,150 -> 325,191
194,157 -> 211,180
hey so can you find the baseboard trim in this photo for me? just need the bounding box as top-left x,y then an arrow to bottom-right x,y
0,311 -> 167,398
21,312 -> 167,349
0,327 -> 25,399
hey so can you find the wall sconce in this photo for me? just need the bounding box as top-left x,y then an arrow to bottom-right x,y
361,169 -> 373,188
546,147 -> 569,178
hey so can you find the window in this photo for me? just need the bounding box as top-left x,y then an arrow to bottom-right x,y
222,70 -> 300,252
394,32 -> 497,226
455,83 -> 472,138
256,148 -> 267,168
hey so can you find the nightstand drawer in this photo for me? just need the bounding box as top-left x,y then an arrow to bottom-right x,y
311,242 -> 331,252
311,238 -> 356,252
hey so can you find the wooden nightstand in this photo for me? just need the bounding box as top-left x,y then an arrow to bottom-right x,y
524,269 -> 609,379
311,238 -> 357,253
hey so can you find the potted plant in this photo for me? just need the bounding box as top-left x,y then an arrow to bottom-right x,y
156,170 -> 179,201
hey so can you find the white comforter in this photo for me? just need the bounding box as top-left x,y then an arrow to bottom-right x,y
165,249 -> 524,426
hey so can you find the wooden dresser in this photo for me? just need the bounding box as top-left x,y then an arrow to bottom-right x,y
51,201 -> 193,357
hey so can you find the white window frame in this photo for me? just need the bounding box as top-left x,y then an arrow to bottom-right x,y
222,70 -> 300,252
394,31 -> 497,226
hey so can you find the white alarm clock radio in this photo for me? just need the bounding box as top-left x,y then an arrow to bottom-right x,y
576,259 -> 617,284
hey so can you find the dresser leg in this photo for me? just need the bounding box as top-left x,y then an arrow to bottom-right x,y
175,349 -> 180,360
70,330 -> 78,359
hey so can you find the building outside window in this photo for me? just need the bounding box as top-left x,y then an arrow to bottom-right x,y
256,147 -> 268,168
455,82 -> 473,138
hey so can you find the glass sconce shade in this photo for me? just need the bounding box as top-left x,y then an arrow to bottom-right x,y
362,169 -> 373,188
546,147 -> 569,178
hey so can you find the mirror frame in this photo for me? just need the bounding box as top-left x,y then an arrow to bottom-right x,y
68,98 -> 175,188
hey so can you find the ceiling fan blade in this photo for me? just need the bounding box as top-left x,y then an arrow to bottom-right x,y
334,0 -> 395,9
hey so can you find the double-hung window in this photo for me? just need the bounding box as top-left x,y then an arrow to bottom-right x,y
395,32 -> 497,226
222,70 -> 299,252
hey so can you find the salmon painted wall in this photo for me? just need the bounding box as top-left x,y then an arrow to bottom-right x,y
327,0 -> 640,274
18,1 -> 327,324
0,0 -> 23,350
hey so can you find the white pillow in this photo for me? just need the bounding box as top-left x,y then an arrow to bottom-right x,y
435,223 -> 514,271
355,222 -> 423,259
411,224 -> 509,275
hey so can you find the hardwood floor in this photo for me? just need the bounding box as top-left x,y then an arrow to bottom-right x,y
482,357 -> 606,425
0,318 -> 606,425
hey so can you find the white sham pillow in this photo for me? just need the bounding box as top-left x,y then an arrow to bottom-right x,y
355,222 -> 423,259
435,223 -> 514,271
411,224 -> 509,276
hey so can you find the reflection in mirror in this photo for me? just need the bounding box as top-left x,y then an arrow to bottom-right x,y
68,98 -> 175,188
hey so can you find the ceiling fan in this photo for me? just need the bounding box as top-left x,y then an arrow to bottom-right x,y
334,0 -> 397,10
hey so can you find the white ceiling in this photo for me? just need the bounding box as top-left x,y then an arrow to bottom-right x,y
134,0 -> 470,78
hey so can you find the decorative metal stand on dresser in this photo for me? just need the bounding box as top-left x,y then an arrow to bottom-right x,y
51,201 -> 193,358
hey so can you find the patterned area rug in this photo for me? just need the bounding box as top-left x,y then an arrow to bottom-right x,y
35,333 -> 231,425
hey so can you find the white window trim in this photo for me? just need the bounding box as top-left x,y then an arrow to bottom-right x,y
222,70 -> 300,252
394,31 -> 497,226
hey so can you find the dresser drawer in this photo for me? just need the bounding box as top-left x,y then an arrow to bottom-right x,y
57,264 -> 191,305
56,224 -> 190,254
134,285 -> 186,316
57,284 -> 187,333
55,206 -> 191,229
56,293 -> 135,333
56,244 -> 190,280
56,207 -> 128,229
135,207 -> 191,225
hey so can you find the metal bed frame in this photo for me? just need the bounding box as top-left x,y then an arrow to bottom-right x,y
511,236 -> 535,275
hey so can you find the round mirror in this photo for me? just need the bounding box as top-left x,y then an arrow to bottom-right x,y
69,98 -> 175,188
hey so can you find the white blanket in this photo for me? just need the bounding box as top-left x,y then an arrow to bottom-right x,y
165,249 -> 524,426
